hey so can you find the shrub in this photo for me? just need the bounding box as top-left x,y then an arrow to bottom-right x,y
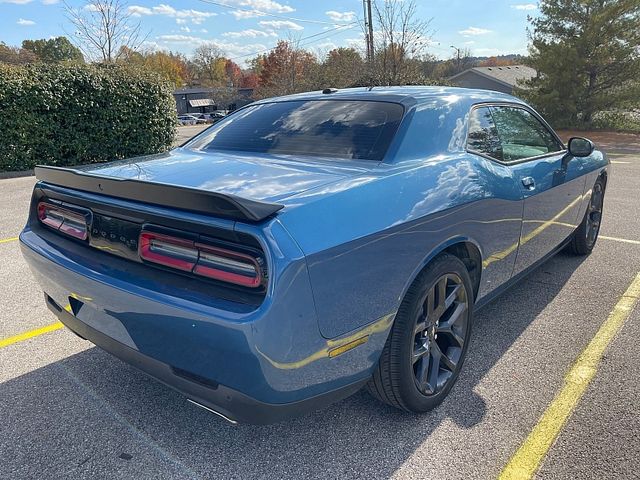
591,110 -> 640,134
0,63 -> 176,171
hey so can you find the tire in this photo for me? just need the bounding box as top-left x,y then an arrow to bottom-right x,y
367,253 -> 474,412
568,177 -> 605,256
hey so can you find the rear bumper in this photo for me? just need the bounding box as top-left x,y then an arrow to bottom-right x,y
20,226 -> 391,423
46,295 -> 366,424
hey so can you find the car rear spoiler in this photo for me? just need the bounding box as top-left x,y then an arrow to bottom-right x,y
34,165 -> 284,223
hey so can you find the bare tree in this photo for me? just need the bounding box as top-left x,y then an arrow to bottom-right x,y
192,44 -> 227,87
371,0 -> 433,85
64,0 -> 146,62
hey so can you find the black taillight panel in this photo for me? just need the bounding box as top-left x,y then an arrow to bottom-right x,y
33,192 -> 267,292
89,213 -> 142,262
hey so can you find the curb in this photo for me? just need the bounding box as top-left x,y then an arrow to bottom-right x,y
0,170 -> 34,180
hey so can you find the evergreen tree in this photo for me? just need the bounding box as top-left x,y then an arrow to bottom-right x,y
520,0 -> 640,127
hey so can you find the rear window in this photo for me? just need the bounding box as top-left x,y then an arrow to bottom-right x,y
189,100 -> 404,161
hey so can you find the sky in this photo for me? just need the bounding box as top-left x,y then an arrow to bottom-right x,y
0,0 -> 538,65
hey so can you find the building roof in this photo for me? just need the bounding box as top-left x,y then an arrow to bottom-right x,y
449,65 -> 537,88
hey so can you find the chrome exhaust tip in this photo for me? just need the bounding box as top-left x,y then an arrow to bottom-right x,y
186,398 -> 238,425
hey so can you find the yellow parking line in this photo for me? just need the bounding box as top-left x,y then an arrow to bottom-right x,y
611,161 -> 630,164
0,236 -> 18,244
600,235 -> 640,246
0,321 -> 64,349
499,271 -> 640,480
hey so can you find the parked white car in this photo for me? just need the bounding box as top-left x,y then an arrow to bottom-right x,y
177,114 -> 200,126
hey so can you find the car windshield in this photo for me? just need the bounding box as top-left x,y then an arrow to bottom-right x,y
189,100 -> 404,161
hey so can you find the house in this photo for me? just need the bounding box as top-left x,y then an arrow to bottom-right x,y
173,87 -> 254,115
449,65 -> 536,95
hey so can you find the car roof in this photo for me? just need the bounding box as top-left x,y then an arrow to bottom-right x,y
251,86 -> 527,109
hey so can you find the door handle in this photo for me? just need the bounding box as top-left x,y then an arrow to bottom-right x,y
521,177 -> 536,190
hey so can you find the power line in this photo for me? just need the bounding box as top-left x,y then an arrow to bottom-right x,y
297,25 -> 359,49
227,23 -> 358,61
196,0 -> 344,25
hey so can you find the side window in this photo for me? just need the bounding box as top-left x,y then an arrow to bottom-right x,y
466,107 -> 503,161
490,106 -> 563,162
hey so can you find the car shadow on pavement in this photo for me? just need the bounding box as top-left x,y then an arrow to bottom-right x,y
1,251 -> 586,479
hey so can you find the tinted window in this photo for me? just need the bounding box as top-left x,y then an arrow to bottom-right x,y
490,106 -> 563,161
191,100 -> 404,161
467,107 -> 503,161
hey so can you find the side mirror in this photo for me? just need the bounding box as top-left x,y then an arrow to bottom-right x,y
568,137 -> 595,157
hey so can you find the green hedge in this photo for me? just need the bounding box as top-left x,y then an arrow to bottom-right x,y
0,63 -> 176,171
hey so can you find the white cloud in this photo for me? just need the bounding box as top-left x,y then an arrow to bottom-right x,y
345,37 -> 365,49
0,0 -> 33,4
258,19 -> 303,31
313,41 -> 338,56
230,9 -> 264,19
42,0 -> 60,4
140,40 -> 162,51
237,0 -> 293,13
156,35 -> 266,58
223,28 -> 277,38
217,40 -> 268,58
157,34 -> 209,46
128,4 -> 217,24
128,5 -> 152,15
180,26 -> 191,33
227,0 -> 294,19
325,10 -> 355,22
17,18 -> 36,25
511,3 -> 537,10
152,4 -> 175,15
459,27 -> 492,36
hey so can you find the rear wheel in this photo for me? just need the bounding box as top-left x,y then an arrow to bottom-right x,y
569,178 -> 605,256
367,254 -> 473,412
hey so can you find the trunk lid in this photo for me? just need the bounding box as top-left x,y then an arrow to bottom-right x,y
75,148 -> 367,204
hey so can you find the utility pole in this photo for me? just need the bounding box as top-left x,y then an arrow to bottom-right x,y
362,0 -> 375,64
367,0 -> 375,62
451,45 -> 462,72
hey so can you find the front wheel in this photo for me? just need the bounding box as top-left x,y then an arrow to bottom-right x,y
569,178 -> 605,256
367,253 -> 473,413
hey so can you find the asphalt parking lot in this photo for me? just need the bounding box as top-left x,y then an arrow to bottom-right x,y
1,130 -> 639,479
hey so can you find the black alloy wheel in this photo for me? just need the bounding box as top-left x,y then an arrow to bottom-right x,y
569,177 -> 606,256
585,181 -> 604,248
412,273 -> 469,396
368,253 -> 474,412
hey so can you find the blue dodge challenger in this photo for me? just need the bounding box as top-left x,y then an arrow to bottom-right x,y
20,87 -> 609,424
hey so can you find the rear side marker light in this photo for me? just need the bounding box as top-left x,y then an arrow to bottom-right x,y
138,230 -> 263,288
37,202 -> 88,240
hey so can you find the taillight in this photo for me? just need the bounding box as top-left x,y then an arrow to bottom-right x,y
139,232 -> 198,272
138,230 -> 263,288
37,202 -> 88,240
194,243 -> 262,288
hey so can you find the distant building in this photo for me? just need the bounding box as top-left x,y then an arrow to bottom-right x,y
173,87 -> 254,115
449,65 -> 536,95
